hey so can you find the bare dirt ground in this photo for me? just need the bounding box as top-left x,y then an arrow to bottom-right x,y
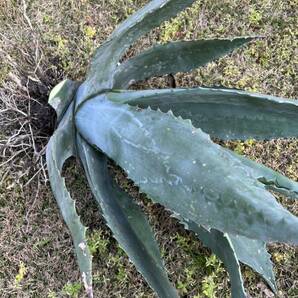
0,0 -> 297,297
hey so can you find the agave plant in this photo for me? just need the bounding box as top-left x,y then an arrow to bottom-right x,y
46,1 -> 298,297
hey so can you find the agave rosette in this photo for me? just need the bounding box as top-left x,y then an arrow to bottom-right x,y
46,1 -> 298,297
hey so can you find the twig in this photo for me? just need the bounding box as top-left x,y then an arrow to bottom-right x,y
21,0 -> 33,31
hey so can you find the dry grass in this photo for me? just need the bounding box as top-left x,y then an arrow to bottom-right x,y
0,0 -> 297,297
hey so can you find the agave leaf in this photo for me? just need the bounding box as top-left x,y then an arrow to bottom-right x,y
229,235 -> 277,293
176,216 -> 246,298
107,88 -> 298,199
77,0 -> 195,102
75,96 -> 298,244
46,102 -> 93,297
76,135 -> 179,298
48,79 -> 80,123
107,88 -> 298,140
114,38 -> 255,88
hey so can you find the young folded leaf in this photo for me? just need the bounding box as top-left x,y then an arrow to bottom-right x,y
46,0 -> 298,297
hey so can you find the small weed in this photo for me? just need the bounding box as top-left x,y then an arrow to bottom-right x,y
236,75 -> 259,91
177,280 -> 188,294
249,9 -> 263,25
42,14 -> 53,25
14,261 -> 27,287
272,251 -> 293,264
245,139 -> 256,147
47,290 -> 57,298
234,142 -> 245,155
87,230 -> 109,256
233,139 -> 256,155
84,26 -> 96,39
199,255 -> 224,297
223,61 -> 241,78
273,252 -> 285,263
116,264 -> 128,283
175,233 -> 191,252
33,238 -> 51,250
62,282 -> 82,297
161,18 -> 184,43
202,273 -> 217,298
205,254 -> 223,273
